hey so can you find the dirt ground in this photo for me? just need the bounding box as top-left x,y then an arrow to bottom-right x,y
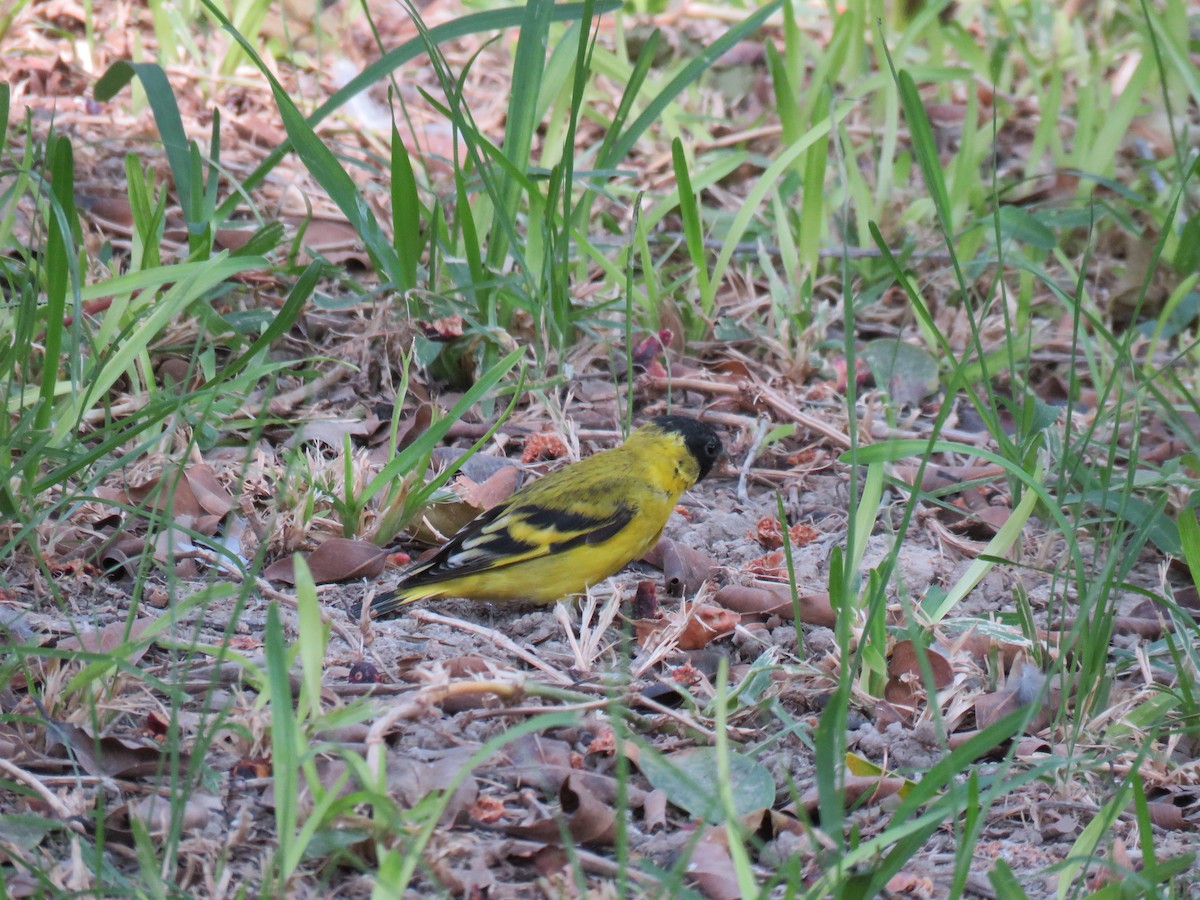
4,0 -> 1200,895
11,433 -> 1194,897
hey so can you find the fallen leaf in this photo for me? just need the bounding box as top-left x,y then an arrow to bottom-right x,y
795,774 -> 907,814
677,606 -> 740,650
456,465 -> 522,511
634,604 -> 739,651
657,538 -> 719,597
183,464 -> 234,517
57,617 -> 154,661
418,314 -> 464,340
885,639 -> 954,706
974,660 -> 1052,731
505,774 -> 616,846
46,722 -> 181,778
685,826 -> 741,900
264,538 -> 388,584
637,746 -> 774,823
714,584 -> 837,627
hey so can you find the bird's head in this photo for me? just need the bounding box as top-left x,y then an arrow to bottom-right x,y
650,415 -> 723,482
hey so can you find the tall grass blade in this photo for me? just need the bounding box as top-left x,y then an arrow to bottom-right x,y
93,62 -> 200,229
37,134 -> 78,432
486,0 -> 551,274
671,139 -> 711,315
390,122 -> 421,292
212,1 -> 619,218
606,2 -> 782,165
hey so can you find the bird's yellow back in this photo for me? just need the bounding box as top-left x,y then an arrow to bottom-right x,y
366,416 -> 722,613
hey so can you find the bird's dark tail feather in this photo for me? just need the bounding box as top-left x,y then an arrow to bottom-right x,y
350,588 -> 420,621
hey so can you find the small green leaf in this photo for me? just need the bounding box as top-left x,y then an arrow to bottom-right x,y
712,316 -> 753,341
1177,509 -> 1200,581
1175,213 -> 1200,272
996,206 -> 1057,250
638,746 -> 774,823
861,338 -> 940,406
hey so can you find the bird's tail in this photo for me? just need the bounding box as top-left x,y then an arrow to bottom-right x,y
350,588 -> 423,621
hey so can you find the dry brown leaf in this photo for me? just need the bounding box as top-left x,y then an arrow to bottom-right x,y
634,604 -> 739,651
795,775 -> 907,813
418,314 -> 464,340
505,773 -> 616,846
263,538 -> 388,584
298,218 -> 370,268
106,793 -> 218,840
714,583 -> 837,627
1145,800 -> 1190,830
974,661 -> 1050,731
502,734 -> 575,775
394,403 -> 435,451
46,722 -> 181,778
892,463 -> 1005,493
127,470 -> 202,518
57,617 -> 154,660
873,698 -> 912,727
157,357 -> 199,391
658,538 -> 718,596
677,606 -> 739,650
387,748 -> 479,826
183,463 -> 233,517
456,465 -> 522,511
955,630 -> 1029,668
685,826 -> 741,900
885,639 -> 954,707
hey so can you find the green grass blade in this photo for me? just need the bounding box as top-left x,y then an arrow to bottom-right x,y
204,7 -> 404,285
390,122 -> 421,292
0,81 -> 9,144
798,84 -> 830,272
486,0 -> 552,272
94,61 -> 197,228
37,134 -> 77,432
211,1 -> 619,220
264,601 -> 300,888
53,254 -> 265,446
671,138 -> 711,314
362,347 -> 523,537
895,69 -> 953,237
605,1 -> 782,166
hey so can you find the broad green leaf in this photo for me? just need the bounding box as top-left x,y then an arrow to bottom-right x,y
638,746 -> 775,823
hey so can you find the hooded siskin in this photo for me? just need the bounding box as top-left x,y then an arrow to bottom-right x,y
365,415 -> 722,618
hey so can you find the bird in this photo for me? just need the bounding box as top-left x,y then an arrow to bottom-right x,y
363,415 -> 723,619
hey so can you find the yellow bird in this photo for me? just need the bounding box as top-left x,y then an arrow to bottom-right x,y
365,415 -> 723,619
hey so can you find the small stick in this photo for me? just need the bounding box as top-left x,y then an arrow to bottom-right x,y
410,609 -> 575,685
736,416 -> 772,502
